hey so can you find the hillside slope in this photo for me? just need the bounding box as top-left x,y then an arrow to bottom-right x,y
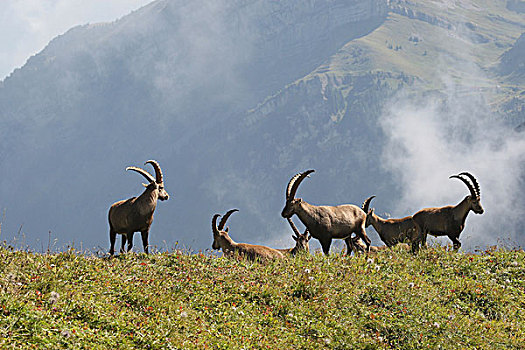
1,247 -> 524,349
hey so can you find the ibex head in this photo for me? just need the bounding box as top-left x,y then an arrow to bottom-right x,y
212,209 -> 239,250
126,160 -> 169,201
450,172 -> 483,214
362,195 -> 376,227
287,218 -> 311,252
281,170 -> 315,218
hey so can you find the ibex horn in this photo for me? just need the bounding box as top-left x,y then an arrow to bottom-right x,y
218,209 -> 239,231
286,169 -> 315,200
145,160 -> 163,183
450,174 -> 477,199
362,195 -> 376,213
212,214 -> 221,235
459,172 -> 480,198
287,218 -> 301,238
126,166 -> 155,183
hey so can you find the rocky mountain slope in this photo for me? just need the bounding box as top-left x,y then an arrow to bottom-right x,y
0,0 -> 523,252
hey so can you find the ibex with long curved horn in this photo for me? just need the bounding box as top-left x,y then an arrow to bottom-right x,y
212,209 -> 285,261
411,172 -> 484,251
276,218 -> 311,256
108,160 -> 169,255
362,196 -> 417,247
281,170 -> 371,255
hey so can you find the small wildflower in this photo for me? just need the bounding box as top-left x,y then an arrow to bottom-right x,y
304,268 -> 311,274
511,261 -> 518,267
308,276 -> 314,281
375,265 -> 381,271
48,291 -> 60,305
180,311 -> 188,318
408,282 -> 415,288
433,322 -> 440,328
448,314 -> 455,320
367,258 -> 374,264
61,330 -> 72,338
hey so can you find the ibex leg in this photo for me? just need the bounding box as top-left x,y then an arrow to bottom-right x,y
344,236 -> 355,256
120,234 -> 127,254
141,230 -> 149,254
411,238 -> 422,254
109,228 -> 117,256
449,235 -> 461,251
319,237 -> 332,256
127,232 -> 135,252
356,227 -> 371,253
421,232 -> 428,248
411,223 -> 424,254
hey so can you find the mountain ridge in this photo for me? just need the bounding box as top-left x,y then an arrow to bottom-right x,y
0,0 -> 523,252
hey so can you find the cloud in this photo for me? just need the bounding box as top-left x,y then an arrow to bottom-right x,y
0,0 -> 152,79
380,81 -> 525,249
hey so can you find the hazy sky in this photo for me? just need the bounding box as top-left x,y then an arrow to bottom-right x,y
0,0 -> 153,80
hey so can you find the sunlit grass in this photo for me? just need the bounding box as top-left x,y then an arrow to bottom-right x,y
0,245 -> 523,349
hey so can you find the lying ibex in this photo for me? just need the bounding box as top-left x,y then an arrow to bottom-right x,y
362,196 -> 417,247
412,172 -> 484,251
212,209 -> 285,261
108,160 -> 169,255
281,170 -> 371,255
276,218 -> 311,256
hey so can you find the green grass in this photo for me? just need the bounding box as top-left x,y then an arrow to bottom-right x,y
0,245 -> 524,349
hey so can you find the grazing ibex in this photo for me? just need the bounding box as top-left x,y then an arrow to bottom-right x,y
411,172 -> 484,251
362,196 -> 417,247
276,218 -> 311,256
212,209 -> 285,261
281,170 -> 371,255
108,160 -> 169,255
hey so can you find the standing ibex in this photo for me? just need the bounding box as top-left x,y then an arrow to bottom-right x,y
411,172 -> 484,251
281,170 -> 371,255
362,196 -> 417,247
108,160 -> 169,255
212,209 -> 285,261
276,218 -> 311,256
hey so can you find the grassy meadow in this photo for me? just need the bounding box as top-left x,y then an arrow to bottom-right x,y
0,245 -> 524,349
